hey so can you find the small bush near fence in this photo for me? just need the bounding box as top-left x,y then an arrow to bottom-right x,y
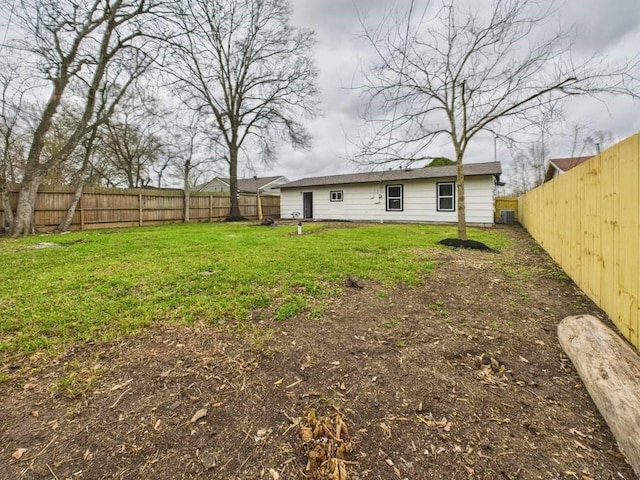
0,185 -> 281,232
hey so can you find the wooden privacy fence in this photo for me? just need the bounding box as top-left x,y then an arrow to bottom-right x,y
0,185 -> 281,232
494,196 -> 519,223
518,132 -> 639,350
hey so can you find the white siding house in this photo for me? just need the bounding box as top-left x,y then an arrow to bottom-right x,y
280,162 -> 501,225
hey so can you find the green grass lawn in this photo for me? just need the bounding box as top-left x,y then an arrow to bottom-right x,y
0,222 -> 508,357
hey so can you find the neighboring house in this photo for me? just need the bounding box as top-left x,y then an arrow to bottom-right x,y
194,176 -> 289,195
280,162 -> 501,225
543,156 -> 593,183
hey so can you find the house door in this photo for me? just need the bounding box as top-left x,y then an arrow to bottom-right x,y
303,192 -> 313,219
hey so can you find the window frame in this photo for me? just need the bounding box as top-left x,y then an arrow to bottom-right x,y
386,184 -> 403,211
437,181 -> 456,212
330,190 -> 343,202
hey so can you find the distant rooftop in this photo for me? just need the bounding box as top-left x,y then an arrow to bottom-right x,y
544,156 -> 594,183
549,156 -> 593,172
195,176 -> 287,192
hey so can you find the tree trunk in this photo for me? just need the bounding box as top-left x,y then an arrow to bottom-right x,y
55,184 -> 84,233
183,189 -> 190,222
183,159 -> 191,223
12,173 -> 42,237
1,135 -> 15,232
56,127 -> 96,233
183,185 -> 191,223
1,185 -> 13,233
456,154 -> 467,240
257,190 -> 263,220
228,144 -> 241,218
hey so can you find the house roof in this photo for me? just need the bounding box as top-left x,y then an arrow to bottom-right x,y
195,176 -> 286,192
193,178 -> 225,191
280,162 -> 501,189
544,156 -> 593,182
235,176 -> 286,192
549,156 -> 593,172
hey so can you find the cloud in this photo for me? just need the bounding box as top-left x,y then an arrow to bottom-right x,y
559,0 -> 640,53
257,0 -> 640,182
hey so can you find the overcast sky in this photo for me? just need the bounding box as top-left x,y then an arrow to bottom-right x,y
251,0 -> 640,184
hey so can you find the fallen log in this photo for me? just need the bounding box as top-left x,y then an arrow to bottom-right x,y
558,315 -> 640,477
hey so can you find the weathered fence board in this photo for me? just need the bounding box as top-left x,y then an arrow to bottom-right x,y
0,185 -> 281,232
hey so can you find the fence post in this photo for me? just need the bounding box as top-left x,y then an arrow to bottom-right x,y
138,193 -> 143,227
209,195 -> 213,222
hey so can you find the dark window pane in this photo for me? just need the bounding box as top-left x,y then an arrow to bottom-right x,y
439,183 -> 453,196
440,198 -> 453,210
388,198 -> 401,210
388,186 -> 401,197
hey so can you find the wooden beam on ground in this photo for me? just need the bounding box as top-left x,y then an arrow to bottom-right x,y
558,314 -> 640,477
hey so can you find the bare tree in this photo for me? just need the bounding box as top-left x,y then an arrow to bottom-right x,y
152,151 -> 173,188
567,123 -> 617,157
55,124 -> 99,232
32,104 -> 95,186
53,85 -> 117,232
162,110 -> 219,221
4,0 -> 166,236
97,93 -> 165,188
148,107 -> 224,219
507,117 -> 553,195
166,0 -> 319,218
507,121 -> 618,195
99,121 -> 160,188
358,0 -> 638,240
0,68 -> 29,231
509,141 -> 547,195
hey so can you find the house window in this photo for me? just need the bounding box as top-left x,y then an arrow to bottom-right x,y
386,185 -> 403,211
330,190 -> 343,202
437,182 -> 455,211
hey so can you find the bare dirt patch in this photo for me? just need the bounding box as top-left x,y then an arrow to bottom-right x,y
1,226 -> 635,479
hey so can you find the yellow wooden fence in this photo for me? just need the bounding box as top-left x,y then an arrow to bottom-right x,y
0,185 -> 281,232
518,133 -> 639,350
494,197 -> 519,223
